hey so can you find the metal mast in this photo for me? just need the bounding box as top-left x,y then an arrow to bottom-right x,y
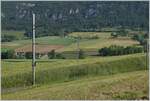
32,13 -> 36,85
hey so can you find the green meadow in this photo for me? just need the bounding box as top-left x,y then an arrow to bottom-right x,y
1,31 -> 148,100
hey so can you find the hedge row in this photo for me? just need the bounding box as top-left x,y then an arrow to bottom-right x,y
99,45 -> 143,56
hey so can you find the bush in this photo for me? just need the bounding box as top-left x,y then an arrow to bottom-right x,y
2,35 -> 17,42
99,45 -> 143,56
117,29 -> 128,36
132,34 -> 144,43
1,49 -> 15,59
111,32 -> 118,38
25,52 -> 32,59
78,49 -> 85,59
48,50 -> 56,59
56,53 -> 65,59
48,50 -> 65,59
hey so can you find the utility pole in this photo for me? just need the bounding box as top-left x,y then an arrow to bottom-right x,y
77,36 -> 80,59
147,38 -> 149,69
32,13 -> 36,85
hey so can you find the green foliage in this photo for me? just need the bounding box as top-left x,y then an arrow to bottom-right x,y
2,30 -> 25,41
1,49 -> 15,59
111,29 -> 128,38
25,52 -> 32,59
48,50 -> 65,59
99,45 -> 143,56
2,35 -> 17,42
1,55 -> 147,88
2,70 -> 148,100
132,34 -> 144,43
48,50 -> 56,59
142,39 -> 148,52
111,32 -> 118,38
55,53 -> 65,59
132,34 -> 148,52
78,49 -> 85,59
2,1 -> 149,37
117,29 -> 128,36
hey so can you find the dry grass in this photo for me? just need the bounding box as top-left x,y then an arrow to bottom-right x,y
2,70 -> 148,100
61,38 -> 139,51
69,32 -> 111,39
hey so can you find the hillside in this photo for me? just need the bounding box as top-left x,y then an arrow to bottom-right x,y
1,1 -> 149,100
2,70 -> 148,100
2,53 -> 147,88
2,1 -> 149,37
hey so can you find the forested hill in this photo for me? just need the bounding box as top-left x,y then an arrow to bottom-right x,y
2,1 -> 149,37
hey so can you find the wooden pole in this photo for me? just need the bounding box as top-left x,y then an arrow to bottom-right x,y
32,13 -> 36,85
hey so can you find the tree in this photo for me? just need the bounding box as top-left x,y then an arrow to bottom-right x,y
118,29 -> 128,36
132,34 -> 144,43
99,47 -> 109,56
1,49 -> 15,59
2,35 -> 17,42
2,2 -> 148,36
25,52 -> 32,59
111,32 -> 118,38
99,45 -> 144,56
56,53 -> 65,59
48,50 -> 56,59
78,49 -> 85,59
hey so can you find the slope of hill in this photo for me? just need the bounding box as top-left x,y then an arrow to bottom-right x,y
2,1 -> 149,37
2,53 -> 147,88
1,1 -> 149,100
2,70 -> 148,100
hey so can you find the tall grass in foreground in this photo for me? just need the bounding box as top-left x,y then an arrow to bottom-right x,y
2,55 -> 147,88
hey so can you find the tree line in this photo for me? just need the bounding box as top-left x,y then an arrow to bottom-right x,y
2,1 -> 149,38
99,45 -> 144,56
1,49 -> 85,59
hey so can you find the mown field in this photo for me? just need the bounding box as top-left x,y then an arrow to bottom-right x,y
60,32 -> 139,51
2,36 -> 76,50
2,32 -> 139,51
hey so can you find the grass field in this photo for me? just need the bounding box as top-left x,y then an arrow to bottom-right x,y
2,70 -> 148,100
1,31 -> 148,100
2,36 -> 76,49
2,30 -> 25,40
69,32 -> 111,39
2,32 -> 139,54
62,38 -> 139,51
2,53 -> 147,89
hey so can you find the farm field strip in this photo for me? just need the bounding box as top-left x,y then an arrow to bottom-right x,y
2,36 -> 76,49
61,37 -> 139,51
2,70 -> 148,100
2,32 -> 139,53
2,53 -> 147,89
69,32 -> 111,38
2,30 -> 25,40
2,53 -> 145,77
